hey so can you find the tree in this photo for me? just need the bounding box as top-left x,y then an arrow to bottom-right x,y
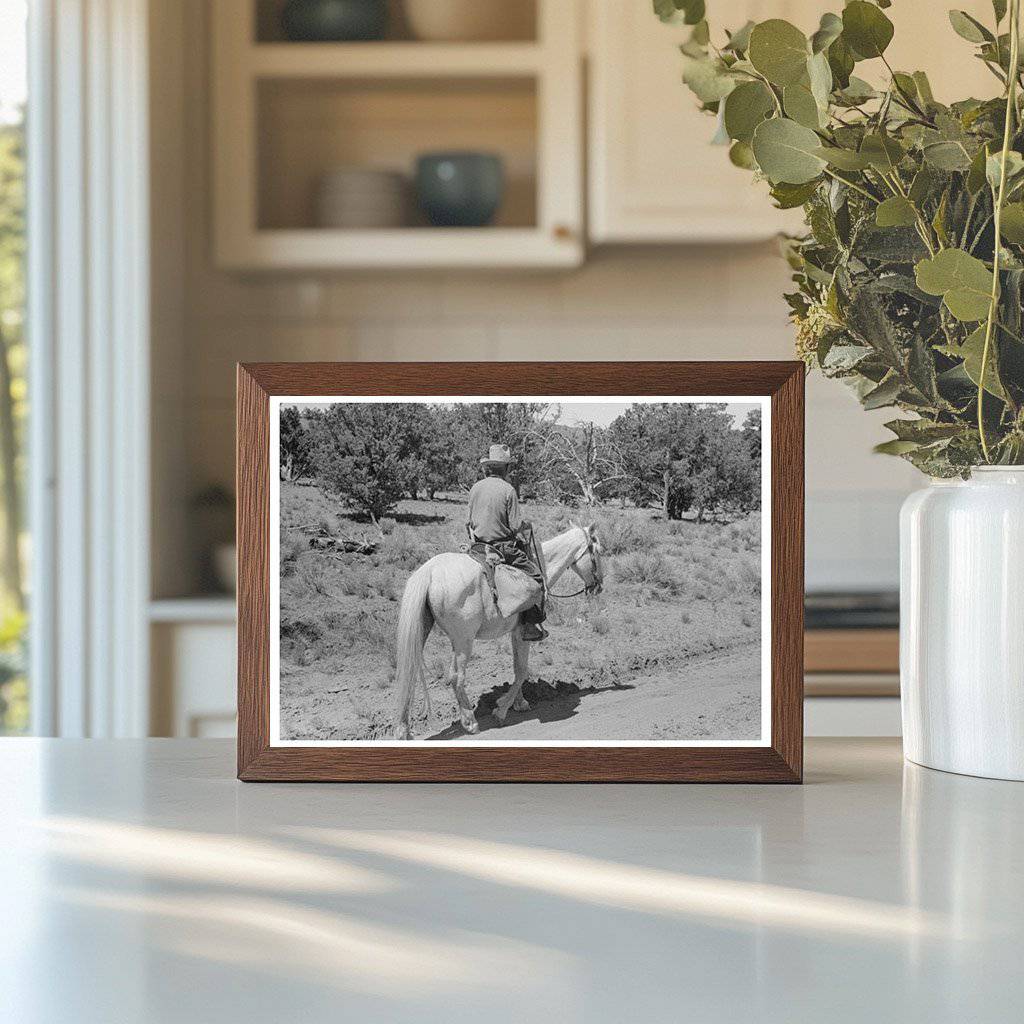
409,404 -> 465,499
532,420 -> 625,506
279,406 -> 313,481
454,402 -> 555,495
609,402 -> 759,519
310,404 -> 420,525
742,408 -> 762,467
0,115 -> 25,610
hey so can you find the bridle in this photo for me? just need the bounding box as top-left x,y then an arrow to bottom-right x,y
547,531 -> 604,599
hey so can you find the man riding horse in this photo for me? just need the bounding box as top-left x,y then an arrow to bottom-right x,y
466,444 -> 548,642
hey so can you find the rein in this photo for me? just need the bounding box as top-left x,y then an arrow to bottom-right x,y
546,535 -> 601,599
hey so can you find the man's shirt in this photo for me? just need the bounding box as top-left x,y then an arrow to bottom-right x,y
467,475 -> 521,543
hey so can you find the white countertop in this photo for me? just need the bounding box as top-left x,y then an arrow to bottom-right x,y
1,738 -> 1021,1023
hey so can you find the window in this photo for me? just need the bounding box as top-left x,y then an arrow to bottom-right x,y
0,0 -> 28,734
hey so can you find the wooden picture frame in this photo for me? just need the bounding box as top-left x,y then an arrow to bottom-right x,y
238,362 -> 804,782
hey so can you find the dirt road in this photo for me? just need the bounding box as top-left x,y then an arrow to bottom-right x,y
427,644 -> 762,742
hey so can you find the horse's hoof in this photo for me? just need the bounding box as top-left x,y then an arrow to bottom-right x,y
493,708 -> 508,726
512,697 -> 531,712
463,718 -> 480,734
393,725 -> 411,741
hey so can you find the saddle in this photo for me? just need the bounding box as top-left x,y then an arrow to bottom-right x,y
460,542 -> 541,618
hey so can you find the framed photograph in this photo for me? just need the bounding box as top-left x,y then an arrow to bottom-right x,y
237,362 -> 803,782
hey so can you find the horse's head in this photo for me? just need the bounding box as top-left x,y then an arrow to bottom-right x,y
569,522 -> 604,595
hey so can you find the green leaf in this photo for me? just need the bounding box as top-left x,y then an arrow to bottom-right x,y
815,146 -> 872,170
770,179 -> 820,209
748,19 -> 810,87
909,165 -> 936,205
827,35 -> 855,89
728,140 -> 758,170
807,51 -> 833,110
915,249 -> 994,321
723,81 -> 775,143
836,75 -> 877,104
654,0 -> 705,25
681,55 -> 736,103
948,10 -> 993,44
860,133 -> 905,173
967,143 -> 993,193
653,0 -> 676,23
689,20 -> 710,46
862,375 -> 902,409
1000,202 -> 1024,242
959,324 -> 1007,398
783,83 -> 822,128
932,190 -> 950,247
875,196 -> 918,228
912,71 -> 935,105
874,439 -> 922,455
885,419 -> 963,443
842,1 -> 894,60
724,20 -> 755,53
752,117 -> 827,184
810,12 -> 843,54
994,0 -> 1008,24
986,150 -> 1024,190
923,141 -> 973,171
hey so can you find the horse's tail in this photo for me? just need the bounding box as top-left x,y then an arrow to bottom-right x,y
393,564 -> 434,739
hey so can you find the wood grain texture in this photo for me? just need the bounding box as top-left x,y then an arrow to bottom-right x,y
236,361 -> 805,783
805,629 -> 899,675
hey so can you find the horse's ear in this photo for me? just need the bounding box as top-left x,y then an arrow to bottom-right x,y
568,518 -> 577,529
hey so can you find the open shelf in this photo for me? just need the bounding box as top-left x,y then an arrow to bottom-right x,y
254,0 -> 538,45
213,0 -> 581,268
249,42 -> 544,77
257,76 -> 537,232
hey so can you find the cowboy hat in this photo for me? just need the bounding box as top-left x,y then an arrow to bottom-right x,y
479,443 -> 513,466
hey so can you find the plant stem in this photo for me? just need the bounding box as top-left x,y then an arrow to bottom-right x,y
979,0 -> 1021,462
821,167 -> 879,203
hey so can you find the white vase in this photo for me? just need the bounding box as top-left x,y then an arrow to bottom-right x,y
900,467 -> 1024,780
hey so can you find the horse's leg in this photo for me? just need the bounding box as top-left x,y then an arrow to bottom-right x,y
495,628 -> 531,723
449,641 -> 479,735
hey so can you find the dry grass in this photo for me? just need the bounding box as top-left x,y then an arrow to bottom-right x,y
277,482 -> 762,740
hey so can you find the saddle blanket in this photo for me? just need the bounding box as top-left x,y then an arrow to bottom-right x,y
462,543 -> 542,618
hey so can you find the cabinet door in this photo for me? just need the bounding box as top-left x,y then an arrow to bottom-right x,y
588,1 -> 815,243
588,1 -> 1003,245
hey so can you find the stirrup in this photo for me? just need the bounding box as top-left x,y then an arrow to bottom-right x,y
520,623 -> 548,642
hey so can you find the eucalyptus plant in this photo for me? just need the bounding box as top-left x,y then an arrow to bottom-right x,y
659,0 -> 1024,474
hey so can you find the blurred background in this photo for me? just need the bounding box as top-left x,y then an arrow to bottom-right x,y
1,0 -> 999,740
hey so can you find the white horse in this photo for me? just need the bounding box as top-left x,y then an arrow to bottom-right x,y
393,523 -> 604,739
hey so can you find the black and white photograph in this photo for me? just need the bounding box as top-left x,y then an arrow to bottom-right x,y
270,396 -> 770,746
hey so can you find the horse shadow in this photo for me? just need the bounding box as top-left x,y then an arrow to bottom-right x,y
425,678 -> 636,741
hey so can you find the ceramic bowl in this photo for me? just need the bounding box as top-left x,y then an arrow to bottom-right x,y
281,0 -> 388,42
403,0 -> 534,42
415,152 -> 504,228
315,168 -> 409,228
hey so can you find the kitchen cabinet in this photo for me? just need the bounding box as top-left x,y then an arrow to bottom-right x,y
587,0 -> 999,244
212,0 -> 584,269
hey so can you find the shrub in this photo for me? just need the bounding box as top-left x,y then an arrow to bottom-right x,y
280,532 -> 307,575
615,552 -> 682,595
378,517 -> 397,536
594,515 -> 657,555
296,554 -> 330,596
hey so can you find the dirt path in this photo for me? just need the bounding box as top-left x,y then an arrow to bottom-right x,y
428,644 -> 762,742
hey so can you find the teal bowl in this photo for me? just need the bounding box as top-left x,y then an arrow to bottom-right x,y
281,0 -> 388,42
415,152 -> 505,228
